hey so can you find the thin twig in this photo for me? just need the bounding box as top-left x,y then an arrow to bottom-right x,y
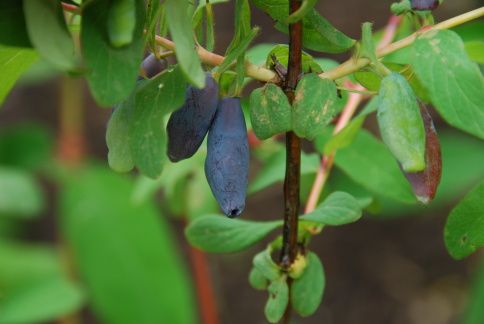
153,7 -> 484,83
304,14 -> 403,214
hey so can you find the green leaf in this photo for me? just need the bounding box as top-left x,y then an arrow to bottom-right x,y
246,43 -> 277,67
0,1 -> 31,47
0,276 -> 84,324
0,46 -> 38,106
249,149 -> 320,194
324,115 -> 365,155
463,262 -> 484,324
0,124 -> 53,171
129,66 -> 186,178
0,167 -> 43,218
165,0 -> 205,88
23,0 -> 77,71
216,26 -> 259,75
291,252 -> 325,317
331,129 -> 416,204
249,267 -> 269,290
300,191 -> 362,225
286,0 -> 318,24
264,277 -> 289,323
60,166 -> 197,324
444,181 -> 484,260
0,240 -> 61,290
106,91 -> 136,173
411,30 -> 484,139
252,0 -> 354,53
186,215 -> 282,253
253,249 -> 281,281
81,0 -> 145,106
292,73 -> 338,140
464,41 -> 484,64
377,72 -> 426,172
249,83 -> 292,140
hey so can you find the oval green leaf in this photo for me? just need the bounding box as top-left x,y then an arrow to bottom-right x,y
185,215 -> 282,253
291,252 -> 325,317
300,191 -> 362,226
249,83 -> 292,140
264,277 -> 289,324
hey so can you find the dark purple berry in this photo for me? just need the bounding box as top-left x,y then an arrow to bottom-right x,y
205,98 -> 249,217
411,0 -> 440,10
167,73 -> 219,162
139,54 -> 167,79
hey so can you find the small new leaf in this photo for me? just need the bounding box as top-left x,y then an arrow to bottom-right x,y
291,252 -> 325,317
264,277 -> 289,324
185,215 -> 282,253
253,248 -> 280,281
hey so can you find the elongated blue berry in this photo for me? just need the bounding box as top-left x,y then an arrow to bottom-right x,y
205,98 -> 249,217
167,73 -> 219,162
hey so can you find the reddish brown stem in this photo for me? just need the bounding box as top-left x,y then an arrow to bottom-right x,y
187,245 -> 220,324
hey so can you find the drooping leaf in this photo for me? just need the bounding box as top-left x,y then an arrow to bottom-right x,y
0,46 -> 38,106
377,72 -> 426,173
0,1 -> 31,47
60,166 -> 196,324
444,181 -> 484,260
185,215 -> 282,253
0,167 -> 43,218
23,0 -> 77,71
291,252 -> 325,317
81,0 -> 145,106
412,30 -> 484,139
403,104 -> 442,204
330,129 -> 416,204
165,0 -> 205,88
264,277 -> 289,324
129,66 -> 187,178
249,83 -> 292,140
0,276 -> 84,324
292,73 -> 338,140
300,191 -> 362,225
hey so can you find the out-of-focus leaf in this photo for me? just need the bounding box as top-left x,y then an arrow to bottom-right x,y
444,181 -> 484,259
185,215 -> 282,253
0,46 -> 38,106
300,191 -> 362,225
23,0 -> 77,70
0,276 -> 84,324
264,44 -> 323,73
291,252 -> 325,317
286,0 -> 318,24
323,115 -> 365,155
81,0 -> 145,106
0,167 -> 43,218
0,1 -> 31,47
249,266 -> 269,290
0,124 -> 53,170
464,41 -> 484,64
246,43 -> 276,67
463,262 -> 484,324
60,166 -> 196,324
253,248 -> 280,281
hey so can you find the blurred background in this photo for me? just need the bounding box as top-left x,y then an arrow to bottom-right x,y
1,0 -> 483,323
